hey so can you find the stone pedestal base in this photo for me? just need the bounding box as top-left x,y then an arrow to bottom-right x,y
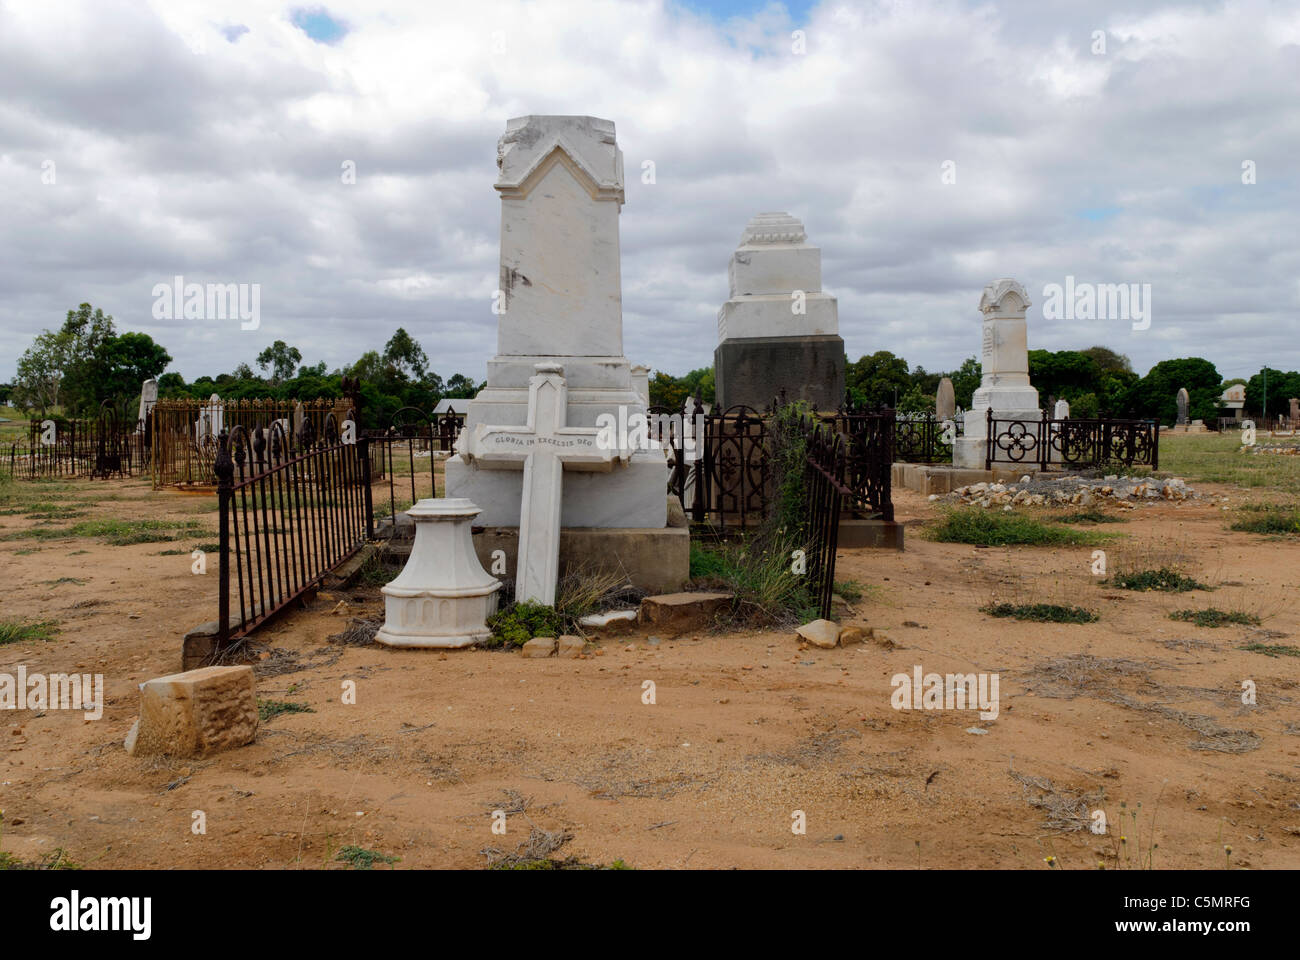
472,525 -> 690,596
715,334 -> 845,412
893,463 -> 1062,495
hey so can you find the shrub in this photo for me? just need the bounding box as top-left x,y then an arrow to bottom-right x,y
982,602 -> 1098,624
1108,567 -> 1209,592
487,601 -> 564,647
929,508 -> 1105,547
1169,608 -> 1260,628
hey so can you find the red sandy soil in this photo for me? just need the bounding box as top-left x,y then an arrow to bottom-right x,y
1,474 -> 1297,869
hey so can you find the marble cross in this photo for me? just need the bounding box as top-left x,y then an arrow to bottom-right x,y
455,363 -> 631,605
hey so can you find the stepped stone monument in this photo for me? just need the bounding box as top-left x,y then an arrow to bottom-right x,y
953,279 -> 1042,469
714,212 -> 844,411
445,115 -> 685,598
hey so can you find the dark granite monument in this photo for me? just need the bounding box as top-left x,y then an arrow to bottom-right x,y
714,212 -> 844,412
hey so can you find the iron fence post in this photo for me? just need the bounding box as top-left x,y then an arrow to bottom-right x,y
985,407 -> 993,471
215,432 -> 234,651
358,435 -> 374,540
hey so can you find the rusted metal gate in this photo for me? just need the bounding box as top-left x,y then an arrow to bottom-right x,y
213,413 -> 373,655
803,422 -> 854,620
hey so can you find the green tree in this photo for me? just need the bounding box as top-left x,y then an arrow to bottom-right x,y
256,340 -> 302,383
157,372 -> 187,397
1028,350 -> 1101,408
89,332 -> 172,410
13,328 -> 73,413
846,350 -> 911,408
1244,368 -> 1300,418
1080,345 -> 1133,374
1133,357 -> 1221,423
382,328 -> 428,381
348,350 -> 387,385
648,370 -> 689,410
12,304 -> 161,415
679,367 -> 716,405
442,373 -> 480,399
897,383 -> 934,415
947,356 -> 981,409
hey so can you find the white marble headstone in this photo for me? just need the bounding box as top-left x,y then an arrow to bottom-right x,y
136,378 -> 158,433
953,279 -> 1043,468
444,115 -> 667,532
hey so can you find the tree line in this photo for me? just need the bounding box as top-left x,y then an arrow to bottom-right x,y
6,304 -> 483,431
648,345 -> 1299,424
9,304 -> 1298,430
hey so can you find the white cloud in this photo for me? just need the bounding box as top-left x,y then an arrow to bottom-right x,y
1,0 -> 1297,389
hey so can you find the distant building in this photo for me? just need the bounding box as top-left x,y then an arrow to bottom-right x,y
1219,383 -> 1245,421
432,398 -> 469,417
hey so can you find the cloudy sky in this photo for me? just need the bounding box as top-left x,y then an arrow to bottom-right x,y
2,0 -> 1297,388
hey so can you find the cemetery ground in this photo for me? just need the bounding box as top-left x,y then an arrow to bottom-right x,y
1,435 -> 1298,870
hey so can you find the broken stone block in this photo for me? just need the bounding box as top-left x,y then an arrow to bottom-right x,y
521,637 -> 557,658
796,619 -> 840,649
126,665 -> 257,759
638,592 -> 732,632
556,635 -> 585,658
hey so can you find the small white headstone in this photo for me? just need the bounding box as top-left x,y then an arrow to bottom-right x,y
137,378 -> 158,431
1054,399 -> 1070,420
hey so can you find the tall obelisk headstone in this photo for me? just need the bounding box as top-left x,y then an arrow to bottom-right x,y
445,115 -> 666,530
714,213 -> 844,411
953,279 -> 1042,469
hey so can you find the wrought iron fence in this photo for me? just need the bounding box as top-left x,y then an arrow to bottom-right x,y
4,406 -> 146,480
802,421 -> 853,620
825,408 -> 896,521
152,393 -> 362,488
212,413 -> 373,655
654,400 -> 895,530
653,402 -> 770,530
893,413 -> 960,464
365,406 -> 466,521
985,409 -> 1159,471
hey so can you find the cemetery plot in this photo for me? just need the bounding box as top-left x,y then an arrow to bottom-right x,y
1,431 -> 1296,869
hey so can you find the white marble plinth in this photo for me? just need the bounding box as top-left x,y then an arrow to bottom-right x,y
375,498 -> 502,649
